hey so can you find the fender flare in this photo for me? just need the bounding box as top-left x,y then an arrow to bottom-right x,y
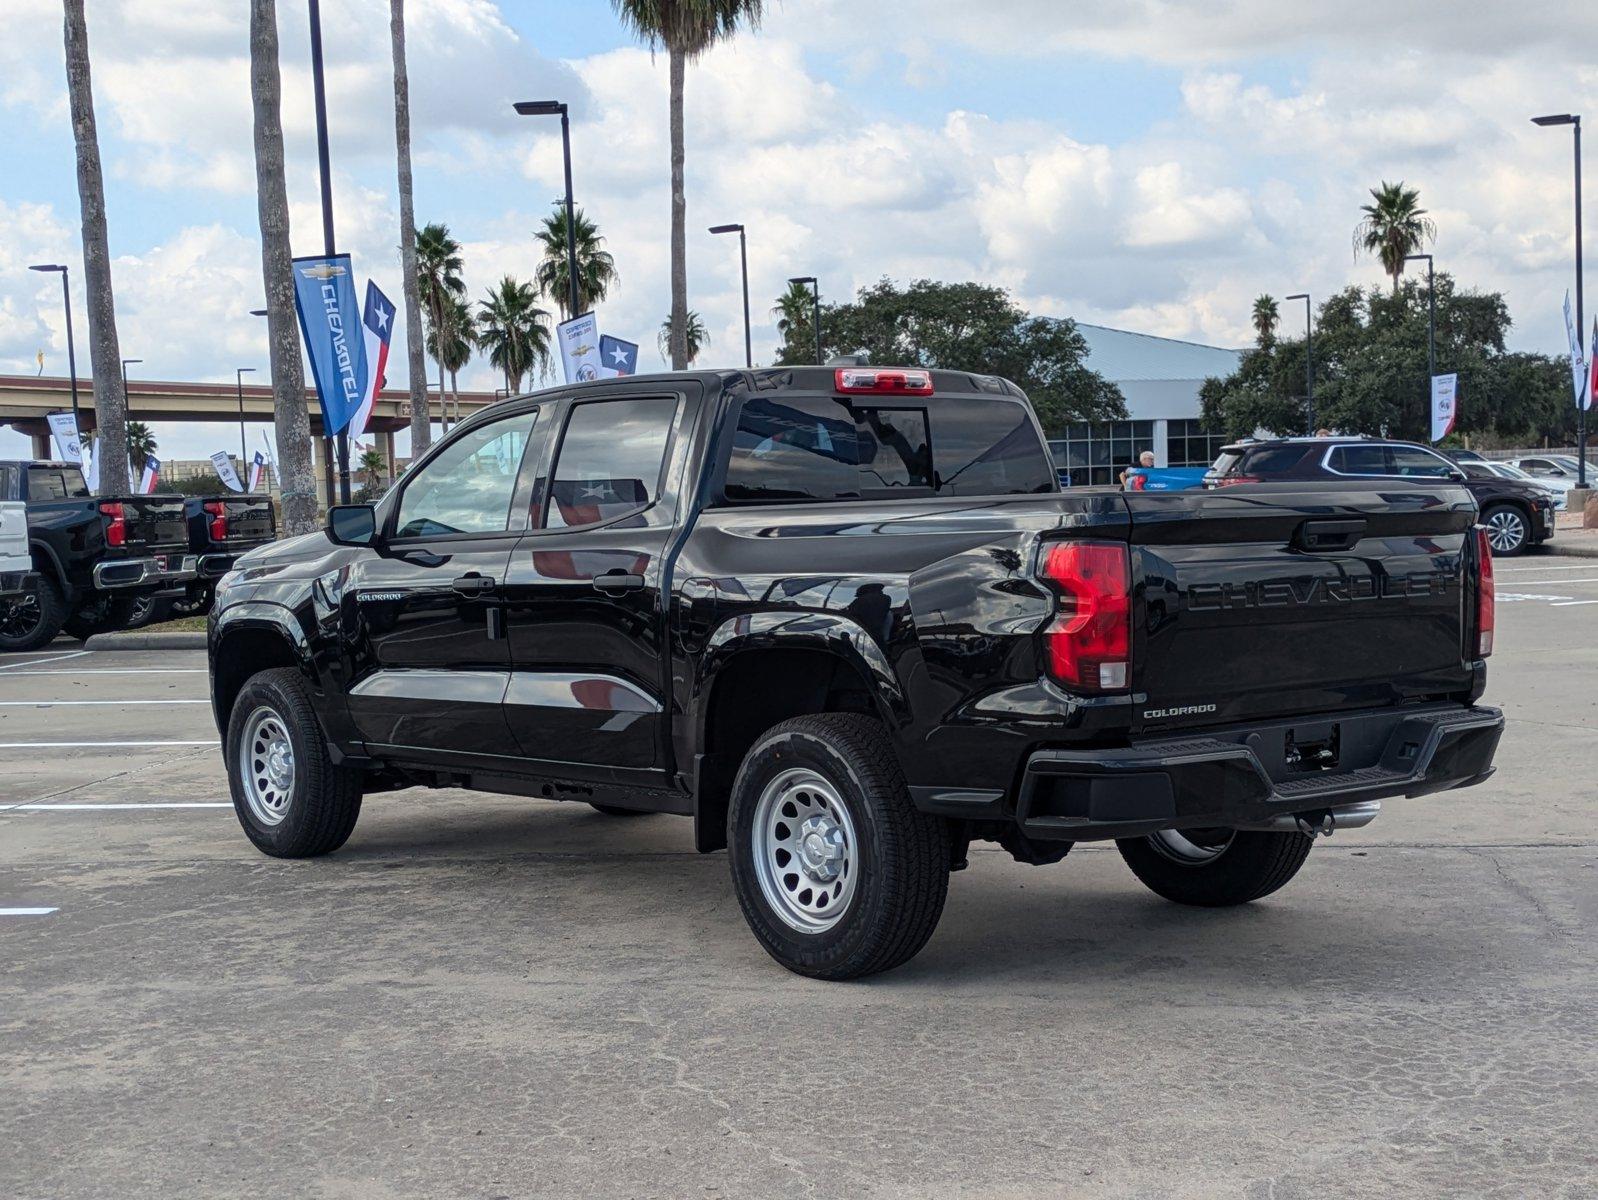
28,539 -> 69,592
209,599 -> 320,731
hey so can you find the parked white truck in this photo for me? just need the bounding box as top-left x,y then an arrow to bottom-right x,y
0,496 -> 29,599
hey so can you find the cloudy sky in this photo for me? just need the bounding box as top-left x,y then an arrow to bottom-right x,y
2,0 -> 1596,461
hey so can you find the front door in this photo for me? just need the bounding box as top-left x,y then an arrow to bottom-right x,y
501,387 -> 696,783
342,407 -> 542,765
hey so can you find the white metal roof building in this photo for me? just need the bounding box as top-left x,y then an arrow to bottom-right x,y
1050,323 -> 1245,485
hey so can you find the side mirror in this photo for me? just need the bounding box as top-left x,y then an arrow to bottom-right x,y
327,504 -> 378,548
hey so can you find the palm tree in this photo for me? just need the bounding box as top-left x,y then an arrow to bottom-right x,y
426,294 -> 473,428
772,279 -> 813,365
416,222 -> 465,430
1251,295 -> 1279,349
125,421 -> 156,471
477,277 -> 551,393
611,0 -> 764,369
249,0 -> 318,535
1354,181 -> 1437,292
62,0 -> 129,496
659,310 -> 708,365
357,446 -> 386,488
535,205 -> 619,320
389,0 -> 431,456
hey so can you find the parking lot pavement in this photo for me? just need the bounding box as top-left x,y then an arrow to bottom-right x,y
2,598 -> 1595,1198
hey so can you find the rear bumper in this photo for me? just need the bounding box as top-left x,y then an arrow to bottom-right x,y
92,553 -> 199,590
1008,703 -> 1504,843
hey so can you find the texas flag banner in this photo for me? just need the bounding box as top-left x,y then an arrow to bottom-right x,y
598,335 -> 639,378
138,455 -> 161,495
352,280 -> 396,439
248,450 -> 266,493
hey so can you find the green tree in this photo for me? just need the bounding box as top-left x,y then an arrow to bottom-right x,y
426,294 -> 473,427
799,278 -> 1125,431
476,276 -> 551,392
611,0 -> 764,369
357,446 -> 386,487
416,222 -> 465,427
659,310 -> 708,365
125,420 -> 156,471
771,279 -> 815,365
535,205 -> 619,320
1354,181 -> 1436,292
1251,294 -> 1279,349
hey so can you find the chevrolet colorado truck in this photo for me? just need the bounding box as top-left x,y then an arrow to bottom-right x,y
0,460 -> 196,651
208,368 -> 1504,979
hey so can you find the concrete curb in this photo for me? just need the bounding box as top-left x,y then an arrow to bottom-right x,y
1543,543 -> 1598,559
83,632 -> 207,651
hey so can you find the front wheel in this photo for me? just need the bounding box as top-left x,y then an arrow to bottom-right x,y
226,667 -> 363,857
728,713 -> 950,980
1116,828 -> 1313,907
1480,505 -> 1529,557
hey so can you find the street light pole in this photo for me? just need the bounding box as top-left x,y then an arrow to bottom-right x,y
236,367 -> 256,468
308,0 -> 350,506
710,224 -> 752,367
789,276 -> 821,365
1405,254 -> 1436,439
30,264 -> 80,432
1534,112 -> 1587,489
513,101 -> 579,320
1286,292 -> 1313,431
120,358 -> 141,395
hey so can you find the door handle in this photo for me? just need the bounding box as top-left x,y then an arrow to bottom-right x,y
451,573 -> 496,594
1293,519 -> 1366,553
593,572 -> 644,593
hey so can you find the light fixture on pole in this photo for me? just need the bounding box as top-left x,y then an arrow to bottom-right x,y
236,367 -> 256,467
710,224 -> 752,368
30,264 -> 80,431
1532,112 -> 1586,490
788,276 -> 821,365
1285,292 -> 1314,431
121,358 -> 141,393
513,100 -> 580,320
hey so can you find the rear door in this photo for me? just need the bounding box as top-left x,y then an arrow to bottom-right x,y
1124,483 -> 1478,732
500,385 -> 698,782
341,406 -> 543,764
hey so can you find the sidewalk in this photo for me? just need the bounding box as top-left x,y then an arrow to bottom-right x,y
1545,509 -> 1598,558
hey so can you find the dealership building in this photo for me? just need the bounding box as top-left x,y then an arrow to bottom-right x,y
1050,323 -> 1243,486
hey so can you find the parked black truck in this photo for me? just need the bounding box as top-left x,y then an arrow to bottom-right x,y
207,368 -> 1504,978
130,494 -> 278,625
0,460 -> 196,651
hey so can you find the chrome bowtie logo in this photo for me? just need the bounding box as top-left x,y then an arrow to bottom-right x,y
301,263 -> 347,280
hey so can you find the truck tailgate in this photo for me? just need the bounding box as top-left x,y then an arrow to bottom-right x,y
120,496 -> 189,552
1126,483 -> 1478,732
223,496 -> 276,544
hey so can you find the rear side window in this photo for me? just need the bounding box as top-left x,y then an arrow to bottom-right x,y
27,468 -> 69,501
546,396 -> 677,529
0,464 -> 19,499
1239,445 -> 1313,475
723,396 -> 1052,503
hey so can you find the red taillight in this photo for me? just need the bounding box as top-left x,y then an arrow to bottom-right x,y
1216,475 -> 1261,488
1475,525 -> 1494,658
203,500 -> 228,542
834,367 -> 933,395
1038,540 -> 1131,692
99,501 -> 126,547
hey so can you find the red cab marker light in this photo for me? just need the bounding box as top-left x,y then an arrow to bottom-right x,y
834,368 -> 933,395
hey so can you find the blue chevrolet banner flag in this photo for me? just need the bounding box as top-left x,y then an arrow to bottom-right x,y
291,254 -> 365,436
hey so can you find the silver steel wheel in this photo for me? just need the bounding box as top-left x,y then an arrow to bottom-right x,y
1147,827 -> 1235,866
240,705 -> 296,827
1484,509 -> 1526,554
751,767 -> 860,934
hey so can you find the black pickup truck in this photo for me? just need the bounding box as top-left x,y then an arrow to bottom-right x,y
0,460 -> 197,651
139,494 -> 278,624
208,368 -> 1504,978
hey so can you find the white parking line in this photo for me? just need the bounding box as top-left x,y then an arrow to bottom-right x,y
0,650 -> 90,672
0,699 -> 208,708
0,740 -> 218,748
1551,599 -> 1598,607
9,802 -> 230,810
1498,562 -> 1598,572
0,908 -> 58,916
0,668 -> 207,676
1488,577 -> 1598,586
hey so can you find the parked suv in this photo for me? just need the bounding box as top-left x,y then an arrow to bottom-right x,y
1207,437 -> 1557,555
209,370 -> 1502,978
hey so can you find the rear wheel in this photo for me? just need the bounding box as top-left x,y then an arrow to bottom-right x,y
728,714 -> 950,980
226,667 -> 363,857
61,594 -> 141,641
1480,505 -> 1529,557
0,573 -> 69,653
1116,827 -> 1313,907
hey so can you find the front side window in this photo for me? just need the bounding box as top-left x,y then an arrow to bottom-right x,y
546,397 -> 677,529
1388,446 -> 1455,478
1329,445 -> 1387,475
393,411 -> 538,539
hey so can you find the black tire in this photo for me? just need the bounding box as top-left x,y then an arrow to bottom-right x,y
226,666 -> 363,858
167,588 -> 213,618
1116,828 -> 1313,907
61,593 -> 141,641
728,713 -> 950,980
1480,505 -> 1530,557
0,573 -> 70,653
588,803 -> 651,817
121,593 -> 167,630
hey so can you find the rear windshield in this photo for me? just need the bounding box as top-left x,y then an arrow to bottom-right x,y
722,395 -> 1054,503
27,465 -> 90,501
